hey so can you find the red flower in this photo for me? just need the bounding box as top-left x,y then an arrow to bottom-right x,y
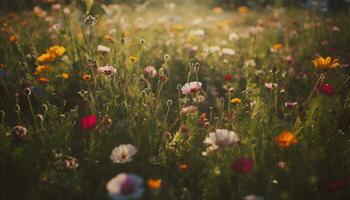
328,176 -> 350,191
317,83 -> 334,95
80,115 -> 97,130
224,74 -> 234,81
231,157 -> 254,173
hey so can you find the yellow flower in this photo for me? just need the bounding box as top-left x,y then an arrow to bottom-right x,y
38,53 -> 56,63
147,179 -> 162,190
230,98 -> 242,104
238,6 -> 249,14
275,130 -> 297,148
312,56 -> 340,69
104,34 -> 114,42
34,65 -> 52,75
61,72 -> 69,79
47,45 -> 66,57
129,56 -> 138,63
82,74 -> 91,81
171,24 -> 184,33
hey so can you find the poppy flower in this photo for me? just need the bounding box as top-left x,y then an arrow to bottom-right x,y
275,130 -> 297,148
224,74 -> 233,81
317,83 -> 334,95
147,179 -> 162,190
231,157 -> 254,173
80,115 -> 97,130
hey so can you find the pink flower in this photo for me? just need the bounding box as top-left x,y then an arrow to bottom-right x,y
97,66 -> 117,76
264,83 -> 278,90
284,101 -> 298,109
106,173 -> 144,199
80,115 -> 97,130
317,83 -> 334,95
231,157 -> 254,173
144,66 -> 157,79
181,81 -> 202,94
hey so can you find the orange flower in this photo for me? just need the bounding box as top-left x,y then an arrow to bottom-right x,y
0,64 -> 4,69
275,130 -> 297,148
238,6 -> 249,14
312,56 -> 340,69
82,74 -> 91,81
213,7 -> 224,14
61,72 -> 69,79
178,163 -> 188,171
37,77 -> 49,84
271,43 -> 283,53
8,35 -> 17,42
47,45 -> 66,57
230,98 -> 242,104
34,65 -> 52,75
147,179 -> 162,190
38,53 -> 56,63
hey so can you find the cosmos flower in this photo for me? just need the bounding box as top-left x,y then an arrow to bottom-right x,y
106,173 -> 144,200
264,83 -> 278,90
11,125 -> 28,142
312,56 -> 340,69
275,130 -> 297,148
284,101 -> 298,109
110,144 -> 137,164
221,48 -> 236,56
231,157 -> 254,173
202,129 -> 240,156
181,105 -> 198,114
144,66 -> 157,79
97,44 -> 111,53
97,66 -> 117,76
181,81 -> 202,94
80,115 -> 97,130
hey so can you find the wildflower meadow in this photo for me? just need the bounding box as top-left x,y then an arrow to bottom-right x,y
1,0 -> 350,199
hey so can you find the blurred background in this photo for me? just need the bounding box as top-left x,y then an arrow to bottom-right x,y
1,0 -> 350,12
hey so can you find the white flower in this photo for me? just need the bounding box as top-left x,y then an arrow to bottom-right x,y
97,45 -> 111,53
264,83 -> 278,90
106,173 -> 144,200
243,194 -> 264,200
222,48 -> 236,56
181,105 -> 198,114
97,65 -> 117,76
144,66 -> 157,79
244,59 -> 256,67
202,129 -> 240,156
189,29 -> 205,36
110,144 -> 137,164
228,32 -> 239,41
181,81 -> 202,94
